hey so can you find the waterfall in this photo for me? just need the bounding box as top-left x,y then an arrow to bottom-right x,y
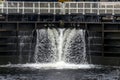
18,31 -> 34,63
57,29 -> 64,62
63,29 -> 87,64
34,28 -> 58,63
34,28 -> 87,64
1,28 -> 93,69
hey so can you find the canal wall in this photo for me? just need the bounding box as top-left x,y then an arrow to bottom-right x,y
0,14 -> 120,65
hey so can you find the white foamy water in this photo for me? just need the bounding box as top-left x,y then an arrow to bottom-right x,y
3,28 -> 91,69
0,63 -> 95,69
58,29 -> 64,62
34,29 -> 58,63
63,29 -> 87,64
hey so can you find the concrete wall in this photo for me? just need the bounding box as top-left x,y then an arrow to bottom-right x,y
0,14 -> 120,65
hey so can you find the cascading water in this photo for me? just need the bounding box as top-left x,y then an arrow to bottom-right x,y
18,31 -> 34,63
63,29 -> 87,64
34,28 -> 58,63
33,28 -> 88,68
1,28 -> 93,69
57,29 -> 65,62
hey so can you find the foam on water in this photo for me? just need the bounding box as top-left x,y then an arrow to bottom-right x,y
0,63 -> 95,69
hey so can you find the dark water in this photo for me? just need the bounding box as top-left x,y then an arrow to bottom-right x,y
0,66 -> 120,80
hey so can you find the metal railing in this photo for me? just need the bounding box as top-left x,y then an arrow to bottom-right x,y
64,2 -> 117,15
0,1 -> 120,15
0,2 -> 63,14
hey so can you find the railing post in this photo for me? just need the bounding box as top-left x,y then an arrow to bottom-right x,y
38,2 -> 40,14
54,2 -> 55,14
22,2 -> 24,14
33,2 -> 35,13
90,2 -> 92,13
7,1 -> 8,14
83,2 -> 85,15
1,1 -> 3,13
98,2 -> 99,15
112,2 -> 114,15
105,3 -> 107,14
63,3 -> 65,14
77,2 -> 78,13
68,2 -> 70,14
17,2 -> 19,13
48,3 -> 50,13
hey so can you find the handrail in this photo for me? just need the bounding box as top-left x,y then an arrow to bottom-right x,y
0,1 -> 120,15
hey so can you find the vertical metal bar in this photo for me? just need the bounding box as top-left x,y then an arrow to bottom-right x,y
48,3 -> 50,13
112,3 -> 114,15
7,1 -> 8,14
17,2 -> 19,13
1,1 -> 3,13
105,4 -> 107,14
83,2 -> 85,15
77,2 -> 78,13
98,2 -> 99,15
33,2 -> 35,13
38,2 -> 40,14
69,3 -> 71,14
22,2 -> 24,14
54,2 -> 55,14
90,2 -> 92,13
69,2 -> 70,14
